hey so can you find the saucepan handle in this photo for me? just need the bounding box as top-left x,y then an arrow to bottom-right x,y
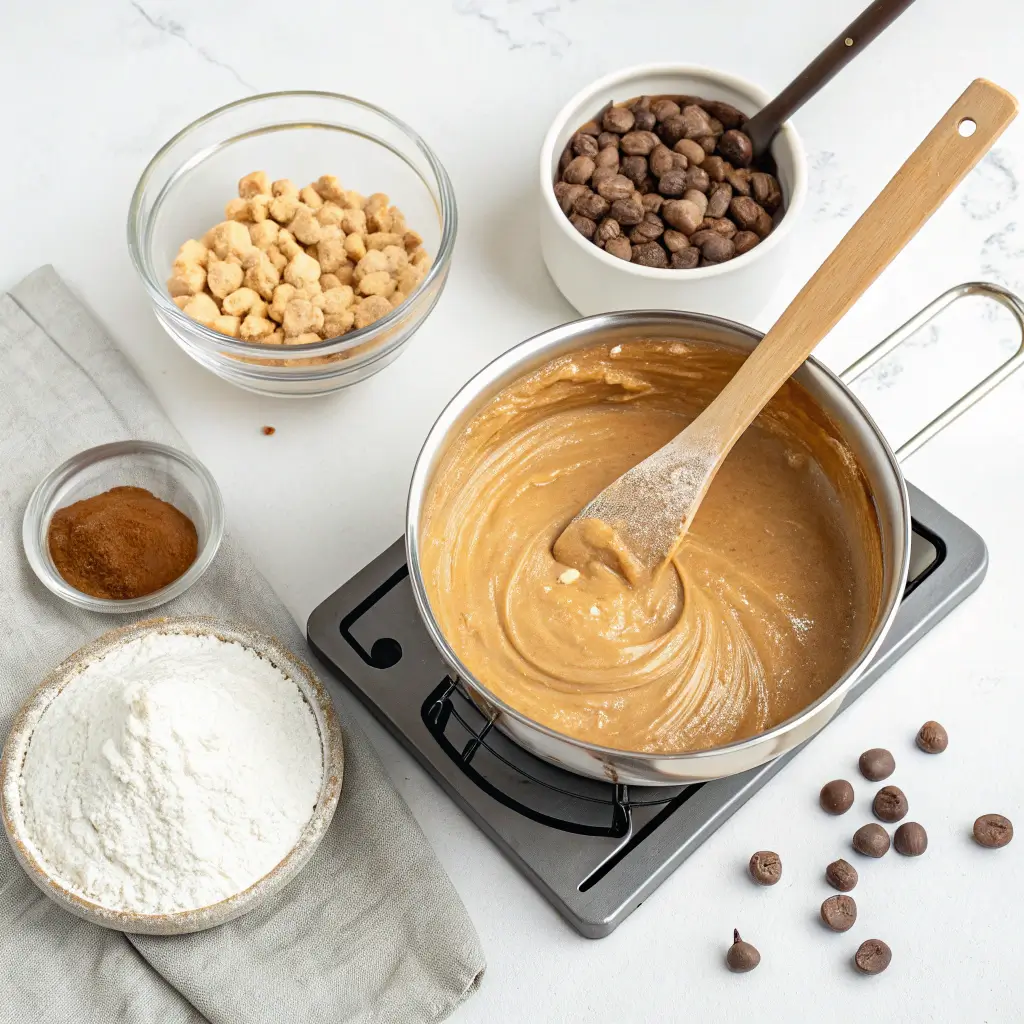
839,281 -> 1024,461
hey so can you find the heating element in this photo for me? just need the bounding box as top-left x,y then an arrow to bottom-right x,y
308,482 -> 985,938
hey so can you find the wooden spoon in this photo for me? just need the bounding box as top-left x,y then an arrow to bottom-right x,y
553,79 -> 1017,584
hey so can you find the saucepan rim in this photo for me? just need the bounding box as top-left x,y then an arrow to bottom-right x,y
405,309 -> 910,770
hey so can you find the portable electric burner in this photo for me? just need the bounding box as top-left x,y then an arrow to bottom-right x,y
308,482 -> 985,938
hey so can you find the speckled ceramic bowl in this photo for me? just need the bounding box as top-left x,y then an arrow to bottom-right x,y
0,616 -> 344,935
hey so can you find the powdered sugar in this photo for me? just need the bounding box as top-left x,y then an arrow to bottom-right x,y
19,632 -> 322,914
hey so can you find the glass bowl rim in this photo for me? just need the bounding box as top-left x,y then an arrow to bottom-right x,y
126,89 -> 458,363
22,440 -> 226,614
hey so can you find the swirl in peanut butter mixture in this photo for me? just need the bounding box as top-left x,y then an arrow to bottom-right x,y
420,341 -> 882,754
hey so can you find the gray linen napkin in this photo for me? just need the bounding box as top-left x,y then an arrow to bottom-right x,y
0,266 -> 484,1024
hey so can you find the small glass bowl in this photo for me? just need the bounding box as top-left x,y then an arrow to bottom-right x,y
127,92 -> 457,398
23,441 -> 225,614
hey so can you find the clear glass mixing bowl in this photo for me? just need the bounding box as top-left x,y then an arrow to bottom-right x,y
128,92 -> 457,397
23,441 -> 224,613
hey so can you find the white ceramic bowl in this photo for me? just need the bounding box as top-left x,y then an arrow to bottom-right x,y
539,64 -> 808,322
1,617 -> 344,935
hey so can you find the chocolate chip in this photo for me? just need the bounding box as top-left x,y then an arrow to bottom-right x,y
748,850 -> 782,886
609,196 -> 645,226
726,929 -> 760,973
620,155 -> 649,189
858,748 -> 895,781
631,241 -> 669,268
974,813 -> 1013,848
750,171 -> 782,213
718,129 -> 753,168
569,214 -> 596,240
699,216 -> 736,238
656,114 -> 689,149
679,104 -> 714,141
724,166 -> 751,196
620,131 -> 660,156
657,168 -> 689,198
820,894 -> 857,932
602,105 -> 635,134
702,155 -> 728,182
596,174 -> 635,202
663,229 -> 690,253
661,198 -> 704,234
628,212 -> 665,244
597,131 -> 619,150
684,190 -> 709,220
554,182 -> 586,216
825,858 -> 858,892
701,99 -> 746,129
729,195 -> 765,232
562,156 -> 596,185
683,166 -> 711,194
651,98 -> 681,122
594,217 -> 621,245
894,821 -> 928,856
604,235 -> 632,261
853,822 -> 890,858
733,231 -> 760,255
820,779 -> 854,815
573,189 -> 610,221
594,146 -> 621,171
674,138 -> 706,166
571,132 -> 600,158
641,193 -> 664,214
698,234 -> 735,264
633,108 -> 657,132
873,785 -> 908,823
916,721 -> 948,754
670,247 -> 700,269
706,182 -> 733,219
648,144 -> 675,178
854,939 -> 892,975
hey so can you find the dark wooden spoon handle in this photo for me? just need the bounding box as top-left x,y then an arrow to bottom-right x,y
745,0 -> 918,157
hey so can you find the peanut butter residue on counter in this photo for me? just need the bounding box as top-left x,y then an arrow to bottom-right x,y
420,340 -> 883,754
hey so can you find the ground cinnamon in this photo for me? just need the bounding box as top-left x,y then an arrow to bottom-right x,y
47,486 -> 199,600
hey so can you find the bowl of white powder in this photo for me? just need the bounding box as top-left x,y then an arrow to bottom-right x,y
0,616 -> 343,934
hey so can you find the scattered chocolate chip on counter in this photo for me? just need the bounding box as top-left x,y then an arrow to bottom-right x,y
820,779 -> 855,815
973,813 -> 1014,849
916,721 -> 948,754
825,858 -> 859,892
554,94 -> 783,269
854,939 -> 892,975
820,894 -> 858,932
748,850 -> 782,886
853,822 -> 891,858
873,785 -> 909,824
893,821 -> 928,856
261,425 -> 276,436
858,747 -> 896,781
726,929 -> 760,973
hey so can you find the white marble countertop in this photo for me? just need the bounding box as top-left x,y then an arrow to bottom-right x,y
4,1 -> 1024,1020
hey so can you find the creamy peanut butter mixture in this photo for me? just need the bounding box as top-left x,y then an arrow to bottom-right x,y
420,340 -> 883,754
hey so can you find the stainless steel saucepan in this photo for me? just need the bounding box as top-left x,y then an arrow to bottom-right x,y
406,283 -> 1024,786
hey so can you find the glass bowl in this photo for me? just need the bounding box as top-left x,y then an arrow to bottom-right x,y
23,441 -> 225,613
127,92 -> 457,398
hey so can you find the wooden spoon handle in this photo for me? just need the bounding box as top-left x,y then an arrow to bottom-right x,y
745,0 -> 919,158
703,78 -> 1017,453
